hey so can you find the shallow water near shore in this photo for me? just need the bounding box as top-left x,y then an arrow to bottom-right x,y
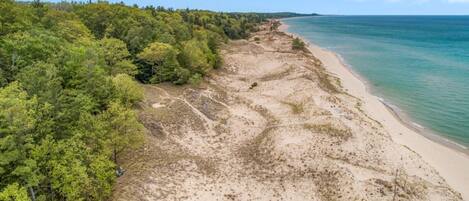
283,16 -> 469,148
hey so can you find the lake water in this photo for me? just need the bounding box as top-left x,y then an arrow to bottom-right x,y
283,16 -> 469,148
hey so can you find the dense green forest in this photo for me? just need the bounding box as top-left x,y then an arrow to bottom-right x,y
0,1 -> 267,200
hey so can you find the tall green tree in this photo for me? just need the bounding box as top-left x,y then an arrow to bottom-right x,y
16,62 -> 62,105
0,183 -> 30,201
137,42 -> 182,83
99,38 -> 137,76
0,30 -> 64,85
0,0 -> 32,36
179,39 -> 216,75
0,82 -> 38,192
100,102 -> 144,165
112,74 -> 143,106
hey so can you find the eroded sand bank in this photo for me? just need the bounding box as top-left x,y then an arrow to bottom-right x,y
111,23 -> 466,201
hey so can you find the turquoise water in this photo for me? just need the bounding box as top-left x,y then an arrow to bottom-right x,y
283,16 -> 469,147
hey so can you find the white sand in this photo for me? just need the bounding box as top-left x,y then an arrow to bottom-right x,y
279,22 -> 469,200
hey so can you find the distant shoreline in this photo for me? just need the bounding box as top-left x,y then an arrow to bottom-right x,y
279,20 -> 469,200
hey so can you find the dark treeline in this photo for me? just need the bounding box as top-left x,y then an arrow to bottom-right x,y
243,12 -> 320,19
0,1 -> 269,200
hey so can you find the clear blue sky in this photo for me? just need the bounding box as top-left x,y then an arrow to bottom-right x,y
46,0 -> 469,15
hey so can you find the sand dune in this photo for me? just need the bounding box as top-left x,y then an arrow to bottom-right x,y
111,23 -> 465,201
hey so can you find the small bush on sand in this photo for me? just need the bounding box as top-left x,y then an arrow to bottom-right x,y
292,37 -> 306,50
249,82 -> 258,89
189,73 -> 203,85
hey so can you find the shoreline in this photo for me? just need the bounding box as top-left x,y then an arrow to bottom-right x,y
326,39 -> 469,153
278,21 -> 469,153
279,21 -> 469,200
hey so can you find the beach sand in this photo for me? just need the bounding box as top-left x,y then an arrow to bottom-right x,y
111,22 -> 468,201
279,22 -> 469,200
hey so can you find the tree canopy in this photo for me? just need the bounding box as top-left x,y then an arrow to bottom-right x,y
0,1 -> 265,200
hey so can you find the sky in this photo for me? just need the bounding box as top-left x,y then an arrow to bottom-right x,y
46,0 -> 469,15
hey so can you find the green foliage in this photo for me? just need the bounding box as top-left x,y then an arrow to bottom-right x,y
0,183 -> 30,201
0,1 -> 32,36
73,3 -> 162,54
189,73 -> 203,85
292,37 -> 306,50
41,10 -> 92,42
47,139 -> 92,200
71,3 -> 263,84
99,38 -> 137,76
0,2 -> 150,201
173,66 -> 191,85
100,102 -> 145,164
16,62 -> 62,104
137,42 -> 182,83
88,154 -> 115,200
0,29 -> 65,84
0,82 -> 37,186
0,1 -> 264,200
179,39 -> 216,74
112,74 -> 143,106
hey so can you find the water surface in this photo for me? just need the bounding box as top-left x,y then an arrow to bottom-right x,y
283,16 -> 469,147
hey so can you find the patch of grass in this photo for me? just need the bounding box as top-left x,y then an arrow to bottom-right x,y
292,37 -> 306,50
238,127 -> 274,166
316,69 -> 340,94
189,73 -> 203,85
302,71 -> 340,94
303,123 -> 352,141
302,58 -> 341,94
259,65 -> 293,82
282,101 -> 304,114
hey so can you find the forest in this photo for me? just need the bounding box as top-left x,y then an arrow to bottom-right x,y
0,1 -> 267,200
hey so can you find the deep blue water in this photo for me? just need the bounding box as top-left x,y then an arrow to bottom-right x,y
283,16 -> 469,147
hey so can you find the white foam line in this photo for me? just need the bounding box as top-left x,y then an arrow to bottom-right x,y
443,138 -> 469,150
412,122 -> 424,129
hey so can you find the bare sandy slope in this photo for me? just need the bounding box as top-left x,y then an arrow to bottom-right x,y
111,24 -> 463,201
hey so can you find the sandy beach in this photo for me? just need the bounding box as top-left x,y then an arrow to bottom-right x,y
112,22 -> 468,200
279,21 -> 469,200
